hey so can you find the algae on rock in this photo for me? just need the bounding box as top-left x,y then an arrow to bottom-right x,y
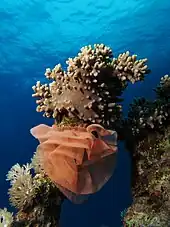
123,75 -> 170,227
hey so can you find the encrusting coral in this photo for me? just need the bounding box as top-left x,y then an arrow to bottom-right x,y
4,43 -> 170,227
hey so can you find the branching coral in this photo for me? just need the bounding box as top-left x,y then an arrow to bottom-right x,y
32,44 -> 149,127
155,74 -> 170,100
126,75 -> 170,137
111,51 -> 148,83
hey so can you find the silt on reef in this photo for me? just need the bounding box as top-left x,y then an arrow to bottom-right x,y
0,43 -> 150,226
123,75 -> 170,227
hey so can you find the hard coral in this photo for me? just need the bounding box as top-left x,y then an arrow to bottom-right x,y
155,74 -> 170,99
126,75 -> 170,137
32,44 -> 149,127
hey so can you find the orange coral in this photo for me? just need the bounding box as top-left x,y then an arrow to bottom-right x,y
30,124 -> 117,202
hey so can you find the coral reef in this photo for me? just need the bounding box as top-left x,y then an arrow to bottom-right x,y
123,130 -> 170,227
123,75 -> 170,227
1,43 -> 159,226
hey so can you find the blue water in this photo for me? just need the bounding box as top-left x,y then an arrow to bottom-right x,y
0,0 -> 170,226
